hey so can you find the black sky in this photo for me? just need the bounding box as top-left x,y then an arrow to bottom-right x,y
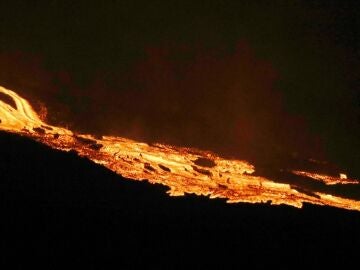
0,0 -> 359,174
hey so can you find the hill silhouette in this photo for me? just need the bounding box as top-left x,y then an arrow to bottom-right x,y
1,131 -> 359,268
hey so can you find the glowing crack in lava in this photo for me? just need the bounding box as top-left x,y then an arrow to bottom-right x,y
0,85 -> 359,211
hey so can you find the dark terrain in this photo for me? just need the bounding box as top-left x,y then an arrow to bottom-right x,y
1,130 -> 360,268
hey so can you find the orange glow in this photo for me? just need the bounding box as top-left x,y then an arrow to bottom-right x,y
1,85 -> 359,211
292,170 -> 357,185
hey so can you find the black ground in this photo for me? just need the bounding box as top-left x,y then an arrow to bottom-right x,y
1,131 -> 360,268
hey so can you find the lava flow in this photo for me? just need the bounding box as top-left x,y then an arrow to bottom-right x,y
0,85 -> 359,211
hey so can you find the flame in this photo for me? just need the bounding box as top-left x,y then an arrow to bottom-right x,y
1,85 -> 359,211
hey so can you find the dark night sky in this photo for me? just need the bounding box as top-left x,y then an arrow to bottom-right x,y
0,0 -> 359,175
1,2 -> 360,267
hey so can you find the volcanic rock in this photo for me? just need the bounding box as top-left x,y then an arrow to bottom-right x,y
193,157 -> 216,168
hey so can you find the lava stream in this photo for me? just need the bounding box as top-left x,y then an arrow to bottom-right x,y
0,85 -> 359,211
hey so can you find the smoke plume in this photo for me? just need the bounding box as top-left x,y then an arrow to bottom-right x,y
0,42 -> 323,162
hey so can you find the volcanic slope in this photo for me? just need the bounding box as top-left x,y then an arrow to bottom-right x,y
1,131 -> 360,268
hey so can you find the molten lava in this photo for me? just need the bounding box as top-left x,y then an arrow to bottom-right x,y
0,85 -> 359,211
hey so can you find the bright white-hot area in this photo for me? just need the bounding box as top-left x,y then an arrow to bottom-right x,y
1,85 -> 359,211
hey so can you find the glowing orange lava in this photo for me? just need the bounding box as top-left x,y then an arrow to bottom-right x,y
0,85 -> 359,211
292,170 -> 357,185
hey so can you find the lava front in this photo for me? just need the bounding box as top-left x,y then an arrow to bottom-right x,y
0,85 -> 359,211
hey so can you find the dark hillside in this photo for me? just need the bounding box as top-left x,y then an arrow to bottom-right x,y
1,131 -> 359,268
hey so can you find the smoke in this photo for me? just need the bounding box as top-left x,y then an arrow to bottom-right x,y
0,42 -> 324,161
